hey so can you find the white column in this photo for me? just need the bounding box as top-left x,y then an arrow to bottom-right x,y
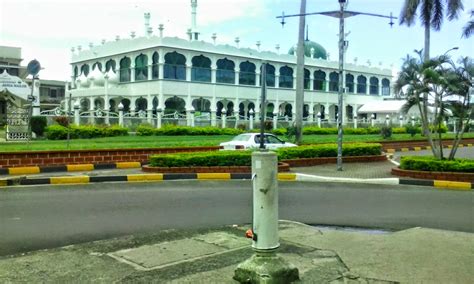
211,63 -> 217,84
130,97 -> 137,116
399,115 -> 404,127
118,103 -> 124,127
104,78 -> 110,125
130,61 -> 136,83
186,63 -> 192,82
273,112 -> 278,130
158,52 -> 165,80
292,74 -> 297,90
317,112 -> 321,128
221,108 -> 226,128
353,115 -> 358,129
89,97 -> 95,124
255,69 -> 261,87
74,102 -> 80,125
32,79 -> 41,116
275,71 -> 280,88
156,109 -> 162,128
309,74 -> 314,91
234,67 -> 240,85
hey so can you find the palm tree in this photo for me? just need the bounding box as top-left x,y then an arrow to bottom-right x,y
462,10 -> 474,38
395,52 -> 461,159
400,0 -> 464,62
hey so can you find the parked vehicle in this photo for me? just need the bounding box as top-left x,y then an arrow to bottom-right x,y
219,133 -> 297,150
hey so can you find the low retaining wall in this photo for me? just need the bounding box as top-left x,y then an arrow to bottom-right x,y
0,147 -> 220,168
282,154 -> 387,167
392,167 -> 474,182
142,162 -> 291,173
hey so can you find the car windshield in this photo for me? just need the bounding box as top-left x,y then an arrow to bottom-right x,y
231,134 -> 252,142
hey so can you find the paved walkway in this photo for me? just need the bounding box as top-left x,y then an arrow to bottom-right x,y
293,161 -> 396,179
0,221 -> 471,283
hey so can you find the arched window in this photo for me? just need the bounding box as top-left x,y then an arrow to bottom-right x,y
80,64 -> 90,76
216,58 -> 235,84
357,75 -> 367,94
92,62 -> 102,71
382,78 -> 390,96
346,74 -> 354,93
152,52 -> 159,79
119,57 -> 131,82
135,54 -> 148,81
105,60 -> 116,72
369,77 -> 379,95
329,72 -> 339,92
279,66 -> 293,88
164,51 -> 186,80
263,64 -> 275,87
304,68 -> 310,90
314,70 -> 326,91
239,61 -> 256,85
191,55 -> 211,82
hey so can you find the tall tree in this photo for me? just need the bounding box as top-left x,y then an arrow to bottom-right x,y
399,0 -> 464,62
462,9 -> 474,38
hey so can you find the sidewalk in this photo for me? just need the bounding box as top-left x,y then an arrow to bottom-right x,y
0,221 -> 472,283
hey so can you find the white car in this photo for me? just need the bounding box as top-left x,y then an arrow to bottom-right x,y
220,133 -> 297,150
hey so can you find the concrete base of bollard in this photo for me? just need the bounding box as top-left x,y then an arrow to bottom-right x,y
233,251 -> 299,284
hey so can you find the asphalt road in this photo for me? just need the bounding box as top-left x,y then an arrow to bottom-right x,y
0,181 -> 472,256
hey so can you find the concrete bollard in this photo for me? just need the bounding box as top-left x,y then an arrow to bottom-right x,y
249,114 -> 254,130
74,103 -> 80,125
353,115 -> 358,129
234,151 -> 299,283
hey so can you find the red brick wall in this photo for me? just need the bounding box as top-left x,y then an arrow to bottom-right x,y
392,167 -> 474,182
0,147 -> 220,168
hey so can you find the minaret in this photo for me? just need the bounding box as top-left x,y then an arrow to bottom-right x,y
144,12 -> 151,37
190,0 -> 199,40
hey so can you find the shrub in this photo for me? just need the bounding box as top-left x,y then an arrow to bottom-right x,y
264,121 -> 273,131
380,126 -> 392,139
236,124 -> 247,131
136,124 -> 155,136
405,125 -> 419,137
45,124 -> 128,140
138,125 -> 243,136
271,128 -> 287,136
400,156 -> 474,173
277,143 -> 382,160
31,116 -> 47,137
149,151 -> 252,167
392,127 -> 406,134
53,116 -> 70,127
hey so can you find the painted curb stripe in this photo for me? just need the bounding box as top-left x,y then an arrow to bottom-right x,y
127,174 -> 163,182
0,180 -> 7,186
20,178 -> 51,185
67,164 -> 94,172
8,167 -> 40,175
117,162 -> 142,169
41,166 -> 68,173
386,149 -> 395,153
230,173 -> 252,179
413,147 -> 422,151
163,173 -> 197,180
90,176 -> 128,183
278,173 -> 297,181
50,176 -> 90,184
197,173 -> 231,180
399,179 -> 434,187
401,148 -> 410,152
94,164 -> 117,170
433,180 -> 471,190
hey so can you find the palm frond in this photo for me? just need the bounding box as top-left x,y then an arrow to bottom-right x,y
400,0 -> 421,26
446,0 -> 464,20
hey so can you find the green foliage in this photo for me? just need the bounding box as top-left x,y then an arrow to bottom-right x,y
380,126 -> 393,139
149,151 -> 252,167
264,121 -> 273,131
405,125 -> 420,137
302,127 -> 381,135
392,127 -> 407,134
271,128 -> 287,136
277,143 -> 382,160
45,124 -> 128,140
400,156 -> 474,173
30,116 -> 47,137
136,125 -> 243,136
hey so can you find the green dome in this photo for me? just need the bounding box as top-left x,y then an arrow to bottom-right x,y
288,41 -> 327,59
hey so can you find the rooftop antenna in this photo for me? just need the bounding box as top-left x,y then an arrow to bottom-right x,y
280,11 -> 286,27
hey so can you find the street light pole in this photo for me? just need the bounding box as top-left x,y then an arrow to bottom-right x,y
277,1 -> 396,171
336,0 -> 345,171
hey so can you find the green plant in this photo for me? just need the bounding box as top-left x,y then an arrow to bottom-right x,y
400,156 -> 474,173
380,126 -> 393,139
285,126 -> 297,142
45,124 -> 128,140
45,125 -> 68,140
53,116 -> 70,127
264,121 -> 273,131
277,143 -> 382,160
405,125 -> 419,137
149,151 -> 252,167
30,116 -> 47,137
271,128 -> 287,136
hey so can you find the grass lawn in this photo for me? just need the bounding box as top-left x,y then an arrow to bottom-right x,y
0,132 -> 473,152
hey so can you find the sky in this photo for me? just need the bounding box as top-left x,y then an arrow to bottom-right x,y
1,0 -> 473,81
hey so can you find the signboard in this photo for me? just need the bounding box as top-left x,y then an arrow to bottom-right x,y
6,103 -> 30,141
0,70 -> 30,101
27,59 -> 41,77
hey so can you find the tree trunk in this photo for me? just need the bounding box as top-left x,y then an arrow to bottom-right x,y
424,24 -> 430,62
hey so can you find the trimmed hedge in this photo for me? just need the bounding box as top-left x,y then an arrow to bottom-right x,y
149,151 -> 252,167
277,143 -> 382,160
45,124 -> 128,140
400,156 -> 474,173
137,125 -> 243,136
271,127 -> 382,135
31,116 -> 48,137
149,143 -> 382,167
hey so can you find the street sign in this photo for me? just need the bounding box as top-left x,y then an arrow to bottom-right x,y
26,59 -> 41,77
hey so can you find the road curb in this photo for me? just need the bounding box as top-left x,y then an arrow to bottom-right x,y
0,162 -> 143,176
384,143 -> 472,154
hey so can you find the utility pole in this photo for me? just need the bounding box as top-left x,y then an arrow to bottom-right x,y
277,0 -> 396,171
294,0 -> 306,144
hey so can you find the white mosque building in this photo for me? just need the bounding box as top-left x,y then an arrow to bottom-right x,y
67,0 -> 394,127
